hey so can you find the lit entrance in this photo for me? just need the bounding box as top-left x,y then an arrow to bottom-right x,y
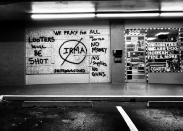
125,29 -> 147,82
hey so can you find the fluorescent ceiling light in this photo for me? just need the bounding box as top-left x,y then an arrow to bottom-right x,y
31,2 -> 95,13
160,12 -> 183,17
161,1 -> 183,11
31,14 -> 95,20
96,13 -> 159,18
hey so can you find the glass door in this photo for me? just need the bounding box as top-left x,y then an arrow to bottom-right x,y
125,29 -> 147,82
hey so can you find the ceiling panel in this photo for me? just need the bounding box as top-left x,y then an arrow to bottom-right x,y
30,1 -> 95,13
96,0 -> 159,12
0,2 -> 30,20
161,0 -> 183,11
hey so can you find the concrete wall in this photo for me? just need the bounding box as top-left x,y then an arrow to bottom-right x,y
125,19 -> 183,84
0,21 -> 25,86
110,21 -> 125,83
148,73 -> 183,84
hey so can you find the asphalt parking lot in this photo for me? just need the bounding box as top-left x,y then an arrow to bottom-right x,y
0,102 -> 129,131
1,101 -> 183,131
121,102 -> 183,131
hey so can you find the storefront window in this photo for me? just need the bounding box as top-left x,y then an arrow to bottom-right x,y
125,28 -> 183,83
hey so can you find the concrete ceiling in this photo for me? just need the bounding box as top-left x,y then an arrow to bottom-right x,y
0,0 -> 183,20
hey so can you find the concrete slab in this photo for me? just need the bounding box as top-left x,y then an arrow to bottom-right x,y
23,101 -> 93,107
0,102 -> 130,131
0,83 -> 183,97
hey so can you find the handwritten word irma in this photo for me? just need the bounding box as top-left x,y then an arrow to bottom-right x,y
63,46 -> 86,54
28,37 -> 55,43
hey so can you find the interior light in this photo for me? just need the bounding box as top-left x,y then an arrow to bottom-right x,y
96,13 -> 160,18
147,37 -> 156,41
31,14 -> 95,20
160,12 -> 183,17
155,32 -> 169,36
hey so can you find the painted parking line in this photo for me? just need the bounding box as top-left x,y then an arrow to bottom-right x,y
0,95 -> 3,102
116,106 -> 138,131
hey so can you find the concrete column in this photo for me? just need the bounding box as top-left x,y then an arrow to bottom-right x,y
110,21 -> 125,83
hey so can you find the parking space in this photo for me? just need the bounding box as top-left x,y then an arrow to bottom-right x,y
0,102 -> 129,131
1,99 -> 183,131
121,102 -> 183,131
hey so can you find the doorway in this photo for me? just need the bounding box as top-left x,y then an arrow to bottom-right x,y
125,29 -> 147,82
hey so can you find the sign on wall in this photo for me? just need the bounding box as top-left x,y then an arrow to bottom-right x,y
26,26 -> 110,83
125,28 -> 183,74
146,28 -> 181,73
125,28 -> 183,82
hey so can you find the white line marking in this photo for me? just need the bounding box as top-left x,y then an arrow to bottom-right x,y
0,95 -> 3,102
116,106 -> 138,131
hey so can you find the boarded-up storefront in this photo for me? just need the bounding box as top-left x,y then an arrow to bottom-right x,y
25,24 -> 110,84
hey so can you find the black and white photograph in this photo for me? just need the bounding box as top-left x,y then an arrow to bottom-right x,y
1,0 -> 183,131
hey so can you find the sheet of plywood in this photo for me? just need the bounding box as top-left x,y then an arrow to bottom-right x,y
25,24 -> 110,84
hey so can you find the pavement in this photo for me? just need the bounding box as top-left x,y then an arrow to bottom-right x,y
1,83 -> 183,130
1,101 -> 183,131
0,101 -> 130,131
122,102 -> 183,131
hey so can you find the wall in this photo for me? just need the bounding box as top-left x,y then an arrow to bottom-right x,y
0,21 -> 25,86
0,20 -> 125,86
125,19 -> 183,84
3,18 -> 182,85
148,73 -> 183,84
110,21 -> 125,83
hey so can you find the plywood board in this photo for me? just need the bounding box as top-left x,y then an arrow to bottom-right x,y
25,25 -> 110,84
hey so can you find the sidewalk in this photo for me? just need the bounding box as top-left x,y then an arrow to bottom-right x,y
1,83 -> 183,96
